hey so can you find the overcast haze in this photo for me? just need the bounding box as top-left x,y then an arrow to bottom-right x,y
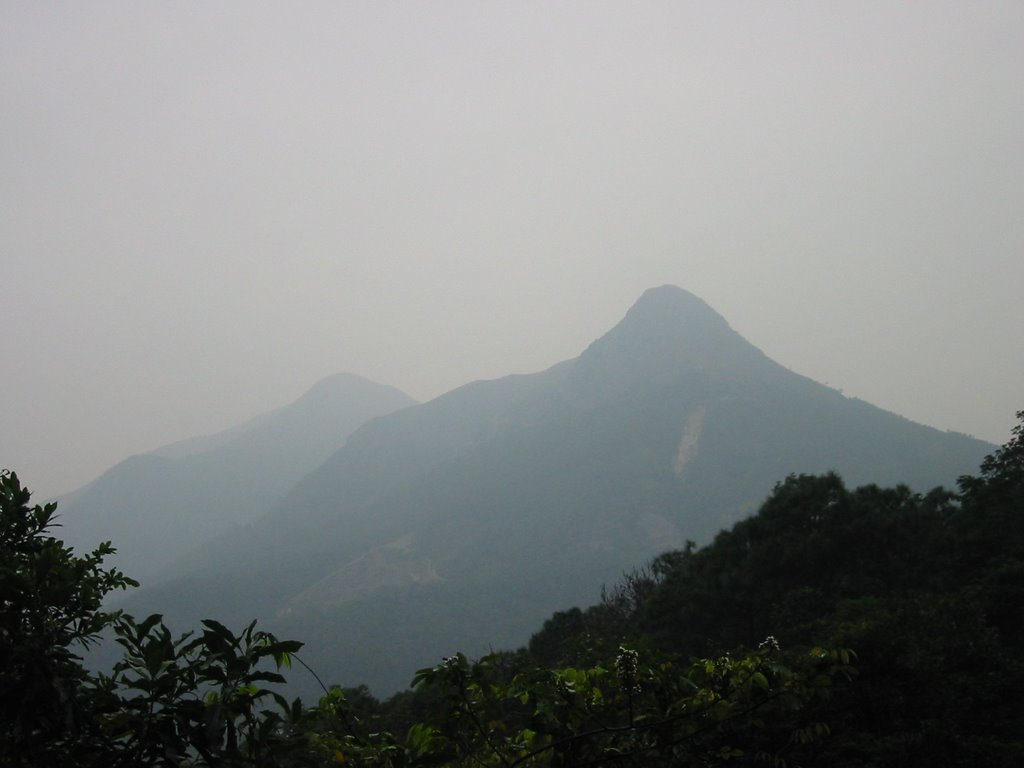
3,2 -> 1023,501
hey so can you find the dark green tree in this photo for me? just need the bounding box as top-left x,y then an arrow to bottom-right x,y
0,470 -> 137,764
0,469 -> 319,767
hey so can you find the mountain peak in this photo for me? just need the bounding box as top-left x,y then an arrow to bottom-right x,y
301,373 -> 413,403
571,286 -> 769,390
621,285 -> 732,335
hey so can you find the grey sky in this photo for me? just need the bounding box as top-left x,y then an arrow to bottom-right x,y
3,1 -> 1022,500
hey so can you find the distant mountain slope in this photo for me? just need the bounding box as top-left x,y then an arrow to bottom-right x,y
134,287 -> 993,694
56,374 -> 416,586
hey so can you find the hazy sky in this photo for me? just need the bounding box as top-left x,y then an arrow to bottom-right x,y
3,2 -> 1023,500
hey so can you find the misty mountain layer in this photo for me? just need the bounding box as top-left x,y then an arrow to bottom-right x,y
56,374 -> 416,586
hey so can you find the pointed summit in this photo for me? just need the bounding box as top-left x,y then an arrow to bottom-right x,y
622,285 -> 730,329
608,285 -> 744,354
571,286 -> 773,393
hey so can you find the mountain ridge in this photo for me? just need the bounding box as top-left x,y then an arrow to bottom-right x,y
122,287 -> 993,694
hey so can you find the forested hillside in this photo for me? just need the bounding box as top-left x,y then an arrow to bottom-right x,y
4,413 -> 1021,765
515,413 -> 1024,765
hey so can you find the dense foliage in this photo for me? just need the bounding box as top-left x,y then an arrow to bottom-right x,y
2,411 -> 1021,765
0,471 -> 136,761
524,413 -> 1024,765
